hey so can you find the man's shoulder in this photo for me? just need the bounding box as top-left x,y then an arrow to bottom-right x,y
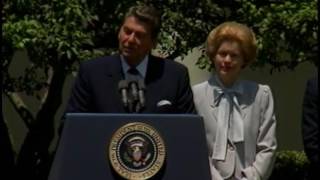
81,55 -> 119,67
241,80 -> 271,93
80,55 -> 120,70
306,75 -> 318,97
192,81 -> 208,91
308,75 -> 318,88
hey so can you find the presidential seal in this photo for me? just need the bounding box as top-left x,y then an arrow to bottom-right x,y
108,122 -> 166,180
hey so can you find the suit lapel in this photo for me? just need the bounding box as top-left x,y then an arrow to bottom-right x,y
145,55 -> 164,85
104,55 -> 126,112
105,54 -> 124,82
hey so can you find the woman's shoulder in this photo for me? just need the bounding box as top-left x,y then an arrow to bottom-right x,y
192,80 -> 208,90
238,80 -> 273,101
192,80 -> 210,101
240,80 -> 271,92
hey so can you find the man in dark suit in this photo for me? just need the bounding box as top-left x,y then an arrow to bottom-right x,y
302,75 -> 319,180
66,5 -> 195,114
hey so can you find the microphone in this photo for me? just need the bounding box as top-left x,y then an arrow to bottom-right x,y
118,80 -> 129,108
128,80 -> 139,101
138,80 -> 146,107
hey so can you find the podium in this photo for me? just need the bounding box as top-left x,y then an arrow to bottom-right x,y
48,113 -> 211,180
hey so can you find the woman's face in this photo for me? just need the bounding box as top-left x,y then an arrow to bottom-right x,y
213,40 -> 245,87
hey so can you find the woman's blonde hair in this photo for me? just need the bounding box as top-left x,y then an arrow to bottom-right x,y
206,21 -> 257,67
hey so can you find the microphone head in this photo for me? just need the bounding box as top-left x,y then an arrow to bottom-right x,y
118,80 -> 128,90
138,79 -> 146,90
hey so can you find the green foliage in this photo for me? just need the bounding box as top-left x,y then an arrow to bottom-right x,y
3,19 -> 45,93
153,0 -> 225,62
158,0 -> 318,71
239,0 -> 318,72
270,150 -> 309,180
3,0 -> 104,94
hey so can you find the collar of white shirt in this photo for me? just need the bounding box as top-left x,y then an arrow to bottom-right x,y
120,55 -> 149,79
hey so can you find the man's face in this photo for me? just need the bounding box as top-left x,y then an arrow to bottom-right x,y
118,16 -> 155,65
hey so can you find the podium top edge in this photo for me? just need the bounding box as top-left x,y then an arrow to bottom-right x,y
66,113 -> 200,118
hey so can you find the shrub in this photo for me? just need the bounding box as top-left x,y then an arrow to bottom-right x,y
269,150 -> 309,180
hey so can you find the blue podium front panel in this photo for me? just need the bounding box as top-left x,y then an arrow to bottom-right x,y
49,113 -> 210,180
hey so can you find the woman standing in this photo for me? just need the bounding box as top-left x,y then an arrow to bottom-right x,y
193,22 -> 277,180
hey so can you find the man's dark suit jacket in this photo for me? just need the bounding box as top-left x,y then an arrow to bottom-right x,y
302,76 -> 319,179
66,54 -> 195,114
